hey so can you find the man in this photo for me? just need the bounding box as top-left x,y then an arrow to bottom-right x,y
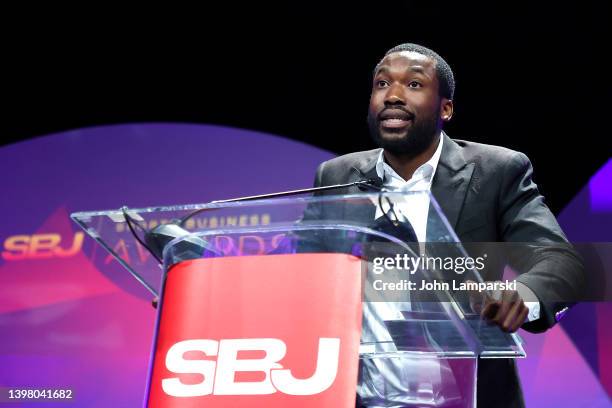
312,43 -> 585,407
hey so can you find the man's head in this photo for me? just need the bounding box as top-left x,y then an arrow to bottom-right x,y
367,43 -> 455,157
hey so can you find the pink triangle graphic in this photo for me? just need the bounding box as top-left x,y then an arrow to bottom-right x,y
528,323 -> 610,406
0,206 -> 120,314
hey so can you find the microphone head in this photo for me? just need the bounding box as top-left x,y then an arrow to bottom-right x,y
368,177 -> 384,188
358,177 -> 384,191
144,223 -> 217,263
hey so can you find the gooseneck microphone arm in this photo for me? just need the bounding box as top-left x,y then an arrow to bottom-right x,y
177,178 -> 383,227
124,178 -> 384,264
211,178 -> 384,204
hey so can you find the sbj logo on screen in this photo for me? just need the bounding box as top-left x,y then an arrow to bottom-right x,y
162,338 -> 340,397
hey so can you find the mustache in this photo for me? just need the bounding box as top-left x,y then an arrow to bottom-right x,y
377,106 -> 415,120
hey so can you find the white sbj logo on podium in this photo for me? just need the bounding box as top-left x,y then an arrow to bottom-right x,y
162,338 -> 340,397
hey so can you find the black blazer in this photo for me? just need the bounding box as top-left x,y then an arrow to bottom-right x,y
311,133 -> 585,408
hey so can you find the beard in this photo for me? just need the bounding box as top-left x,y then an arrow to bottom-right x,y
367,107 -> 440,158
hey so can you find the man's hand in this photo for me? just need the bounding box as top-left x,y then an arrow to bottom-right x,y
480,289 -> 529,332
467,281 -> 529,333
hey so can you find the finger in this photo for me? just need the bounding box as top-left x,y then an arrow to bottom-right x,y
501,300 -> 525,332
480,285 -> 505,319
481,301 -> 499,320
509,305 -> 529,333
493,290 -> 519,324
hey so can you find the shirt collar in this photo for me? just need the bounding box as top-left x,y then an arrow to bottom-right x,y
375,131 -> 445,187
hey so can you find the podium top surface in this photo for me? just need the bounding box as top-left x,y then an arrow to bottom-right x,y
72,191 -> 458,291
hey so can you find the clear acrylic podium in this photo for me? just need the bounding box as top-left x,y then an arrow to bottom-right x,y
72,191 -> 525,407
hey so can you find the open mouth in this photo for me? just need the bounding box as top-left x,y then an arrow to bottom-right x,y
378,109 -> 414,129
380,118 -> 413,128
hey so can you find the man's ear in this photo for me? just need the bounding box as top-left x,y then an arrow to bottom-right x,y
441,98 -> 454,122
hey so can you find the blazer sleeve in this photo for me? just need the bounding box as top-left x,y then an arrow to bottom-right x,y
497,152 -> 586,332
294,161 -> 333,253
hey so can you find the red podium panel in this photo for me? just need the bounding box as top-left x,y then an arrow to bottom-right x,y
147,253 -> 363,407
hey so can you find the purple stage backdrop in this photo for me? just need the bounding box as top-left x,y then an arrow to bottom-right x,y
0,124 -> 610,407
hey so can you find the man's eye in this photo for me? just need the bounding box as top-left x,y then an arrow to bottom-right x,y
408,81 -> 422,88
376,80 -> 389,88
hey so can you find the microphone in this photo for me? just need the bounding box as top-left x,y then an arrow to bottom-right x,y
358,177 -> 384,191
144,223 -> 217,263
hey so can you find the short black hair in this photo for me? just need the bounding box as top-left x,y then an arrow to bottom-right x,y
375,43 -> 455,100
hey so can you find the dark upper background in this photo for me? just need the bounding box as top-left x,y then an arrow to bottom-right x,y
2,4 -> 610,214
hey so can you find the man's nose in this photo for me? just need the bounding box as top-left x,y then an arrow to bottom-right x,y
384,83 -> 406,106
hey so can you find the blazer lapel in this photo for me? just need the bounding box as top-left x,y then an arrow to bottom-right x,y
349,141 -> 475,240
349,149 -> 383,222
429,134 -> 475,234
350,148 -> 383,186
